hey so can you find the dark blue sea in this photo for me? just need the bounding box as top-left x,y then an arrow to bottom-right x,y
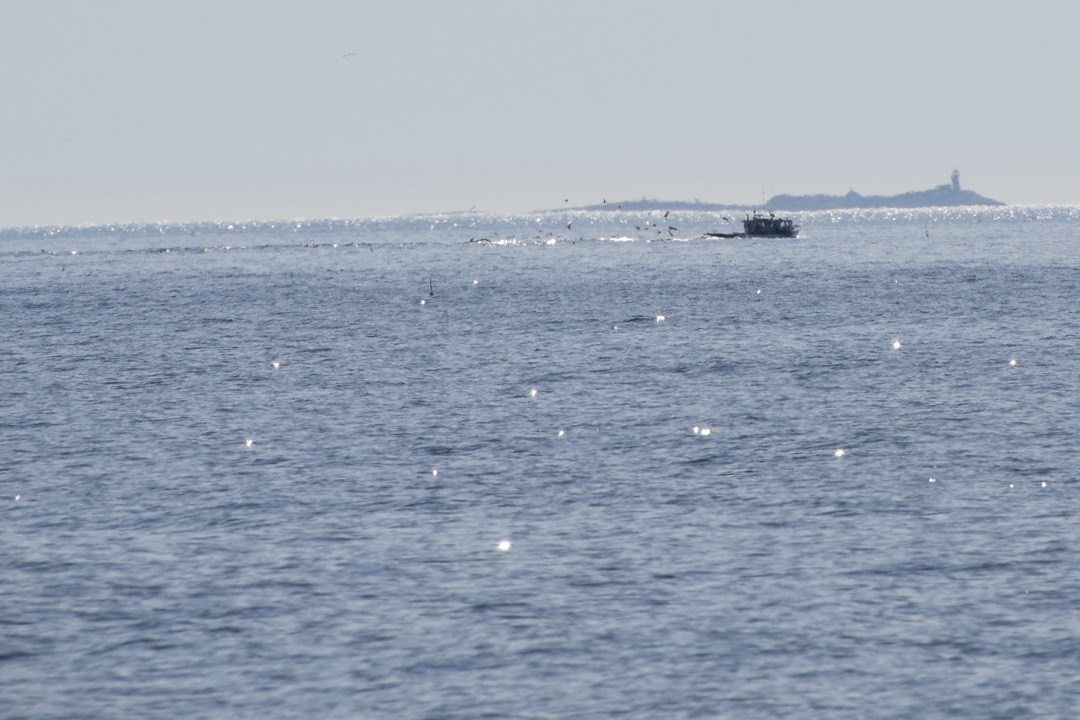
3,206 -> 1079,718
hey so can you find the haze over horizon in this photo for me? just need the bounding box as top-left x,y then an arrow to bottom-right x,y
2,1 -> 1077,227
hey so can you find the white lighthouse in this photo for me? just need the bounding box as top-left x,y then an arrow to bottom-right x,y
951,169 -> 960,192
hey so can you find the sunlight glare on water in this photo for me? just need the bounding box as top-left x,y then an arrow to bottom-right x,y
2,205 -> 1080,718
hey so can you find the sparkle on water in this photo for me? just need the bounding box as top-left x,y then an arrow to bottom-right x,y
5,205 -> 1079,719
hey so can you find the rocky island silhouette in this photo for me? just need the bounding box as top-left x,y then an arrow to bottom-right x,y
764,171 -> 1003,211
574,171 -> 1003,213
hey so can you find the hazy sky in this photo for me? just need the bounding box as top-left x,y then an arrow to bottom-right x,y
2,1 -> 1077,226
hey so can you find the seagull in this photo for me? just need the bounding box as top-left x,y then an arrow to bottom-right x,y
342,52 -> 356,57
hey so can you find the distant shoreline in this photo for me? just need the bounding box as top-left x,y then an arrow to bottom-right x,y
765,171 -> 1003,211
572,172 -> 1004,213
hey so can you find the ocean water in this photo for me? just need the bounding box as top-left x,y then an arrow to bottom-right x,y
2,206 -> 1079,718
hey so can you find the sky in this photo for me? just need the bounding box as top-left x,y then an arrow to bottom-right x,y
1,0 -> 1078,226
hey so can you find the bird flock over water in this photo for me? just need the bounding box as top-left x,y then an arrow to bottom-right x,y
466,206 -> 714,246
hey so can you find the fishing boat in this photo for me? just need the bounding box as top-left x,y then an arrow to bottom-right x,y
705,212 -> 800,239
742,212 -> 799,237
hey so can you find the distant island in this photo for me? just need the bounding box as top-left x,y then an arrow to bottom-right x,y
572,171 -> 1004,213
764,171 -> 1004,211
